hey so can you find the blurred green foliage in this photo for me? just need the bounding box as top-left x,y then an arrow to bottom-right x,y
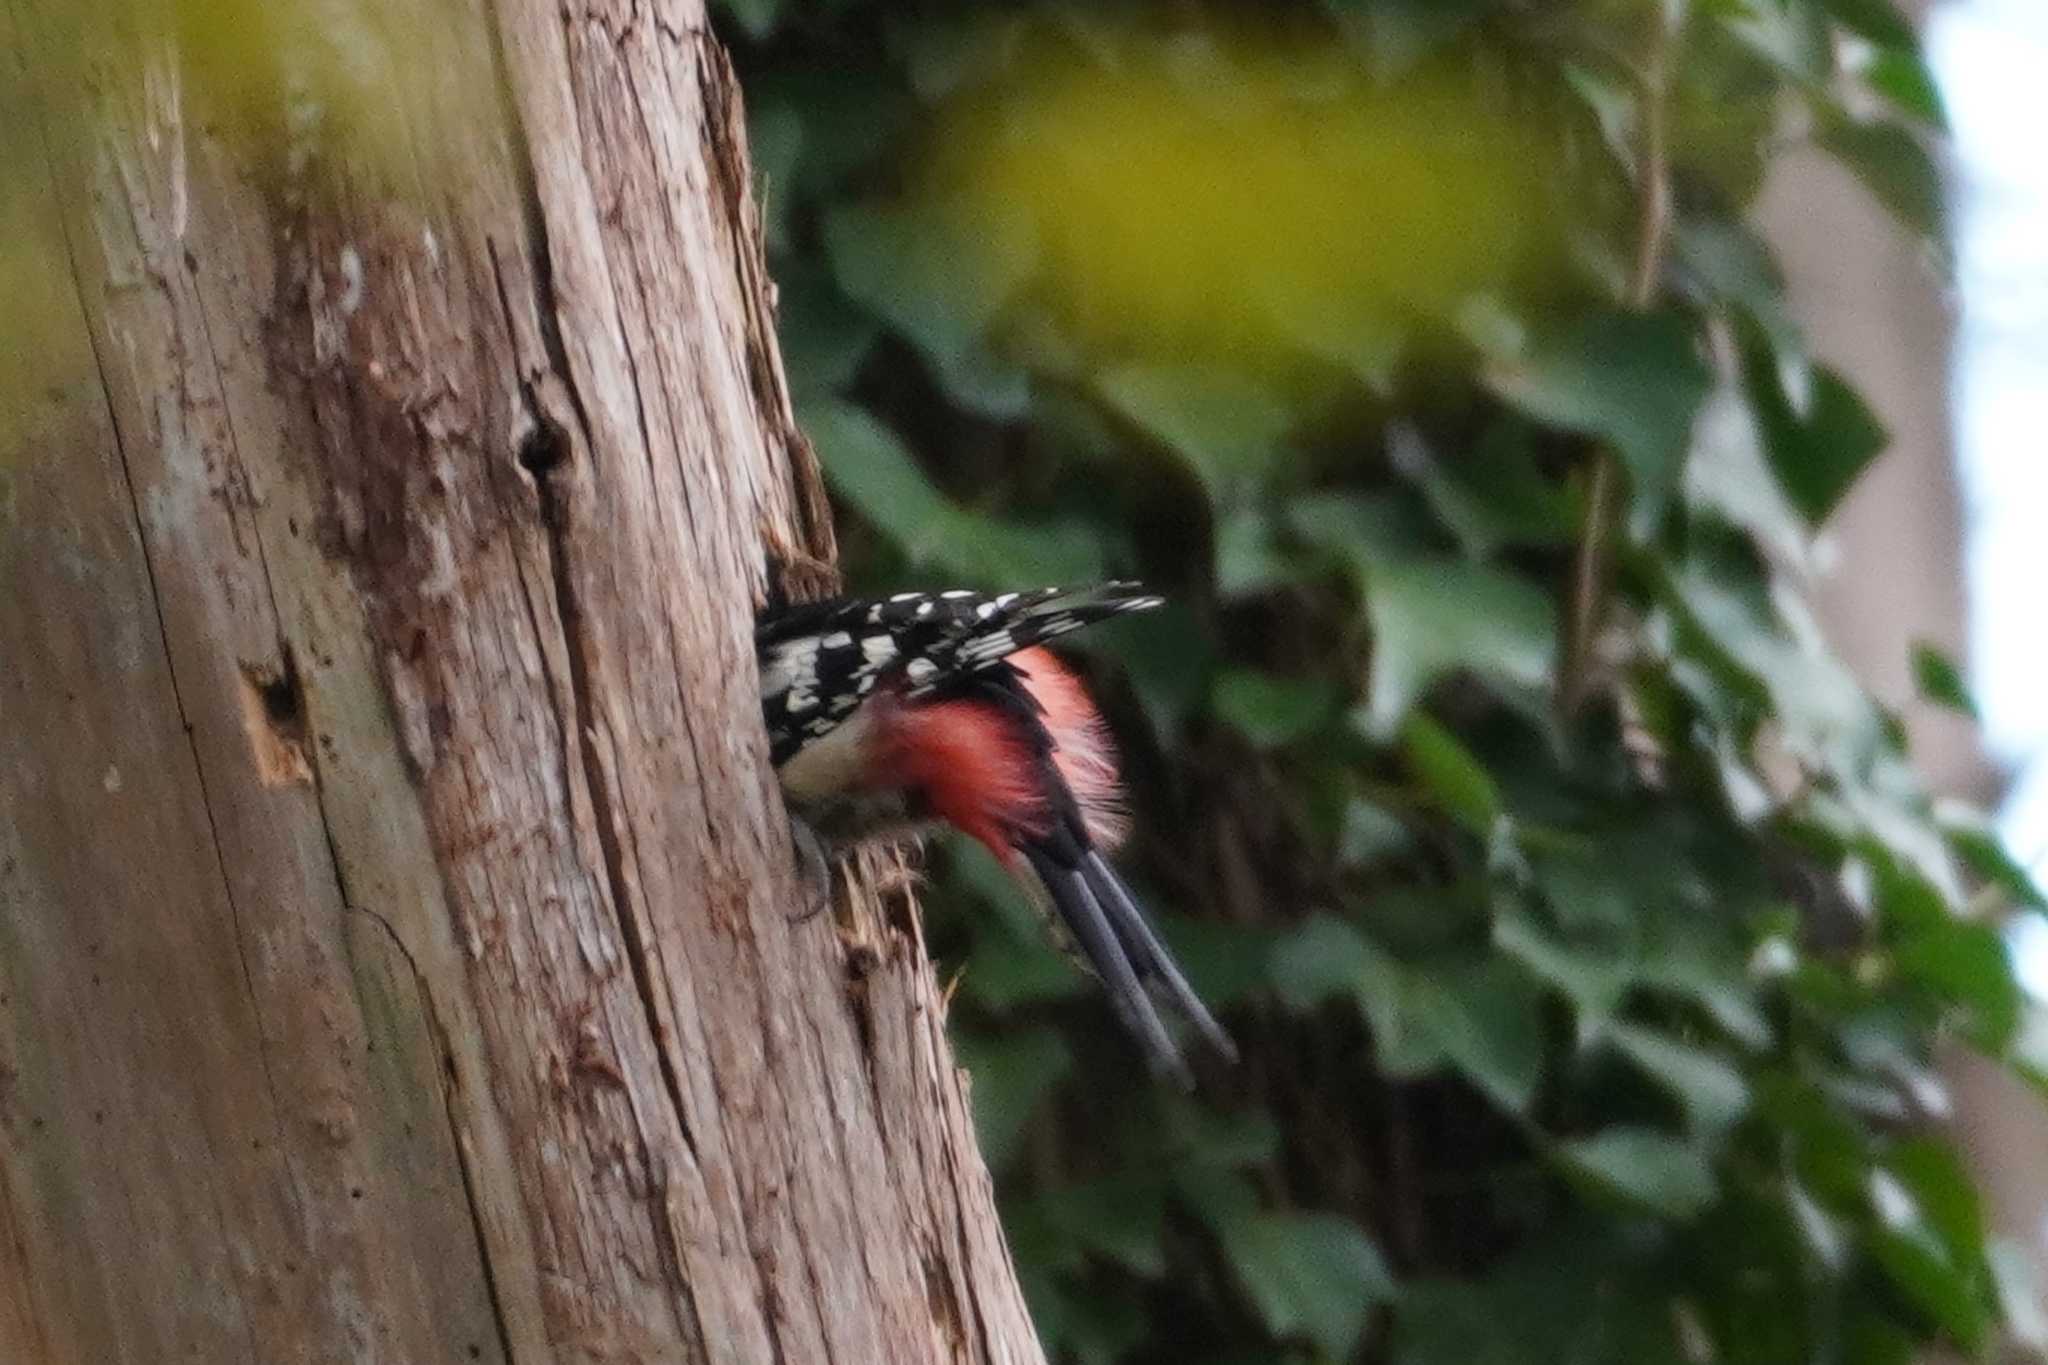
725,1 -> 2040,1361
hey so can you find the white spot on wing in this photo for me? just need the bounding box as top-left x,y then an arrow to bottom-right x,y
822,631 -> 853,648
862,636 -> 897,666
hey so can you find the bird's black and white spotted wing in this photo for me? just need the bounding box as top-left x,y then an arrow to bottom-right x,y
756,583 -> 1162,765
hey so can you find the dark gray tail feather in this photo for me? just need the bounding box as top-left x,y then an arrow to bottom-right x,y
1083,851 -> 1239,1063
1018,845 -> 1234,1086
1020,847 -> 1194,1088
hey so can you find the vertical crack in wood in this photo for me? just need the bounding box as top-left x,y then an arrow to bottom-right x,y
343,894 -> 518,1365
520,422 -> 702,1319
476,5 -> 709,1330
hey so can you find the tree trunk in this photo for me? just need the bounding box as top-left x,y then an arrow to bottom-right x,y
0,2 -> 1042,1360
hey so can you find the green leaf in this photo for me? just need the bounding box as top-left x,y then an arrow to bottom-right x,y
1868,1153 -> 1992,1351
1818,117 -> 1947,249
1495,913 -> 1631,1023
888,12 -> 1023,102
1034,1279 -> 1148,1365
822,196 -> 1037,411
1531,854 -> 1636,935
1736,341 -> 1892,527
1166,1103 -> 1284,1170
1684,376 -> 1812,569
1891,1139 -> 1988,1267
774,263 -> 879,400
1271,917 -> 1446,1080
1213,671 -> 1338,749
1720,2 -> 1831,79
1390,420 -> 1576,558
1562,61 -> 1637,171
1393,1224 -> 1662,1365
750,100 -> 804,255
1214,508 -> 1301,598
1091,603 -> 1218,743
1675,214 -> 1805,383
1278,909 -> 1544,1110
1262,285 -> 1407,393
1487,310 -> 1711,536
1823,0 -> 1918,50
957,857 -> 1088,1008
1841,1310 -> 1919,1365
1909,643 -> 1977,720
954,1027 -> 1072,1173
1139,912 -> 1277,1009
799,400 -> 1104,583
1286,492 -> 1554,732
1605,1022 -> 1752,1134
1559,1127 -> 1718,1218
1175,1166 -> 1264,1236
801,399 -> 951,550
1270,915 -> 1407,1028
1288,490 -> 1435,565
1894,920 -> 2022,1051
1338,798 -> 1413,869
1224,1212 -> 1395,1362
1862,49 -> 1949,131
822,198 -> 1035,359
1636,937 -> 1775,1050
751,64 -> 916,205
1399,712 -> 1501,834
1413,960 -> 1547,1112
960,935 -> 1083,1011
1097,366 -> 1297,502
1037,1177 -> 1170,1278
1943,817 -> 2046,912
1360,560 -> 1557,736
712,0 -> 782,41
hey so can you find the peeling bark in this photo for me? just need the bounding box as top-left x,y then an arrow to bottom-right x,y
0,1 -> 1041,1360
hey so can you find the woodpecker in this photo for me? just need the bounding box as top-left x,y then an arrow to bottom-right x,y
757,583 -> 1235,1085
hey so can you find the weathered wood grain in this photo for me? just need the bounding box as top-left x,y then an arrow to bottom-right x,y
0,0 -> 1041,1360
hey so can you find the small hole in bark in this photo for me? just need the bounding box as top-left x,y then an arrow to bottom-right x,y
515,411 -> 570,476
238,644 -> 313,787
259,672 -> 298,727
